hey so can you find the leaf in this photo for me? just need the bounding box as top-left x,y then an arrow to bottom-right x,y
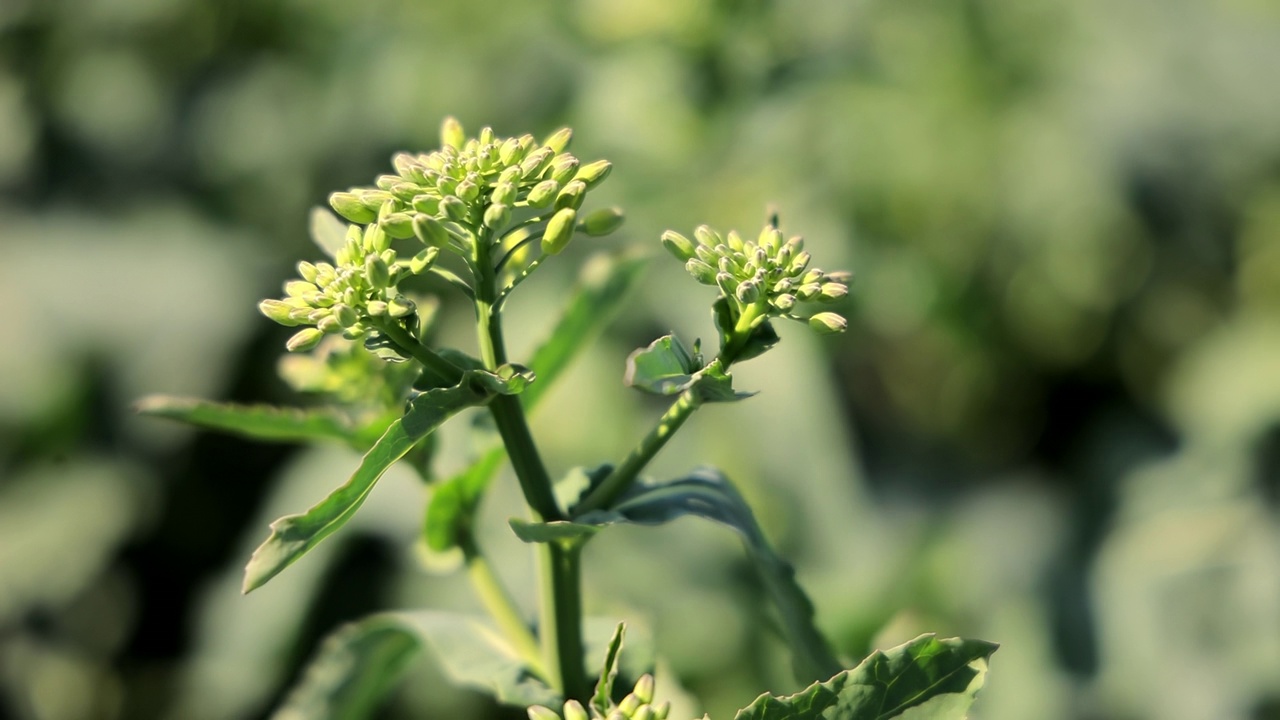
136,395 -> 360,446
272,611 -> 557,720
624,334 -> 700,395
712,297 -> 779,363
591,623 -> 626,717
731,634 -> 997,720
689,365 -> 756,404
309,207 -> 348,259
508,518 -> 601,545
575,468 -> 842,683
243,380 -> 491,593
424,253 -> 646,552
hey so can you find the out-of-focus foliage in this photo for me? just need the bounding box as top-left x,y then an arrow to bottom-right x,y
2,0 -> 1278,719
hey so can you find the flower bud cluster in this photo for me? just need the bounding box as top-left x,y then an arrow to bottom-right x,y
527,675 -> 673,720
661,220 -> 850,335
259,218 -> 437,352
328,117 -> 620,259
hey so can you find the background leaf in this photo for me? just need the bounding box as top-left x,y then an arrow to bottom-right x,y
309,207 -> 348,259
732,634 -> 997,720
243,381 -> 490,592
137,395 -> 360,446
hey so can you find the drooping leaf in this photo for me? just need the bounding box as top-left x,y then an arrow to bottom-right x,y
272,611 -> 557,720
689,365 -> 756,403
243,380 -> 491,593
424,253 -> 646,552
591,623 -> 626,717
623,334 -> 700,395
731,634 -> 997,720
309,207 -> 348,259
573,468 -> 842,683
136,395 -> 359,446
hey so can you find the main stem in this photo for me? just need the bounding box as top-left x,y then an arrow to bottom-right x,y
473,232 -> 588,701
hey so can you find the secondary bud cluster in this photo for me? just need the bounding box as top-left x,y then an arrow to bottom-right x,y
329,117 -> 621,261
527,675 -> 672,720
258,219 -> 436,352
661,219 -> 850,335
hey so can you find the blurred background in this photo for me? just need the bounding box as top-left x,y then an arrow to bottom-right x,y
2,0 -> 1279,718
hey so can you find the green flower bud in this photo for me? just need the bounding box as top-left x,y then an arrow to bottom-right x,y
800,268 -> 823,285
413,214 -> 450,249
381,213 -> 415,240
409,247 -> 439,274
484,202 -> 511,230
492,182 -> 518,206
259,299 -> 301,326
286,327 -> 324,352
357,189 -> 394,211
562,700 -> 589,720
317,314 -> 342,334
685,258 -> 717,285
618,694 -> 641,717
574,159 -> 612,190
440,195 -> 468,222
716,272 -> 737,298
633,707 -> 654,720
652,701 -> 670,720
388,295 -> 415,318
819,282 -> 848,301
527,705 -> 560,720
694,224 -> 721,247
392,153 -> 422,180
726,230 -> 745,253
285,280 -> 318,298
411,194 -> 439,215
809,311 -> 847,334
497,165 -> 523,186
634,674 -> 655,705
314,263 -> 337,288
548,154 -> 580,184
302,292 -> 333,308
555,180 -> 586,210
333,303 -> 359,327
440,116 -> 465,150
797,282 -> 821,301
520,147 -> 555,179
759,227 -> 783,253
330,192 -> 376,224
789,251 -> 812,275
607,711 -> 627,720
367,300 -> 388,316
295,261 -> 318,284
543,127 -> 573,153
694,245 -> 718,266
526,179 -> 559,208
498,137 -> 523,165
541,207 -> 578,255
456,179 -> 480,202
773,293 -> 797,311
736,280 -> 759,304
661,230 -> 697,261
435,174 -> 458,196
366,255 -> 391,289
362,224 -> 389,254
478,126 -> 495,145
580,206 -> 624,236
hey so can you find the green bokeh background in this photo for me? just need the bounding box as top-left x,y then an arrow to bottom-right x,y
2,0 -> 1279,718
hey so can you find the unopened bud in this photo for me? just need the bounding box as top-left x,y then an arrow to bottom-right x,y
618,694 -> 641,717
440,195 -> 467,222
789,251 -> 812,275
259,299 -> 300,326
499,137 -> 523,165
527,706 -> 560,720
286,328 -> 324,352
809,311 -> 847,334
548,155 -> 579,184
694,224 -> 721,247
484,202 -> 511,230
562,700 -> 588,720
726,230 -> 745,253
411,194 -> 439,215
543,127 -> 573,153
317,314 -> 342,334
685,258 -> 717,285
634,674 -> 655,704
492,182 -> 517,206
456,179 -> 479,203
633,707 -> 654,720
554,180 -> 586,210
440,116 -> 465,150
797,282 -> 822,301
409,247 -> 439,274
715,272 -> 737,298
541,208 -> 577,255
357,189 -> 393,211
381,213 -> 415,239
366,300 -> 388,317
413,214 -> 449,249
392,153 -> 421,180
661,230 -> 697,261
285,280 -> 317,298
580,206 -> 624,236
330,192 -> 376,224
773,293 -> 797,311
527,179 -> 559,208
388,295 -> 415,318
759,227 -> 783,253
736,280 -> 760,304
333,303 -> 359,327
366,255 -> 391,289
569,160 -> 611,193
653,701 -> 670,720
819,282 -> 848,301
520,147 -> 554,179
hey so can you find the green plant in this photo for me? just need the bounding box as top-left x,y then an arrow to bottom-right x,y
140,119 -> 996,719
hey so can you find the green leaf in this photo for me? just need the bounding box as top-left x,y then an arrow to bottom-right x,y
508,518 -> 601,545
591,623 -> 626,717
243,381 -> 491,593
423,253 -> 646,552
575,468 -> 842,683
624,334 -> 700,395
272,611 -> 558,720
136,395 -> 359,446
309,206 -> 348,259
731,634 -> 997,720
689,365 -> 756,403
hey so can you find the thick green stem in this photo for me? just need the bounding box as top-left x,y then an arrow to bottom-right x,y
472,229 -> 587,701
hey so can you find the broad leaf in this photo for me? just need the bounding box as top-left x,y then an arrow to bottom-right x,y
424,253 -> 646,552
273,611 -> 557,720
574,468 -> 842,683
732,634 -> 997,720
136,395 -> 358,446
508,518 -> 601,545
624,334 -> 700,395
244,380 -> 491,593
309,207 -> 348,259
